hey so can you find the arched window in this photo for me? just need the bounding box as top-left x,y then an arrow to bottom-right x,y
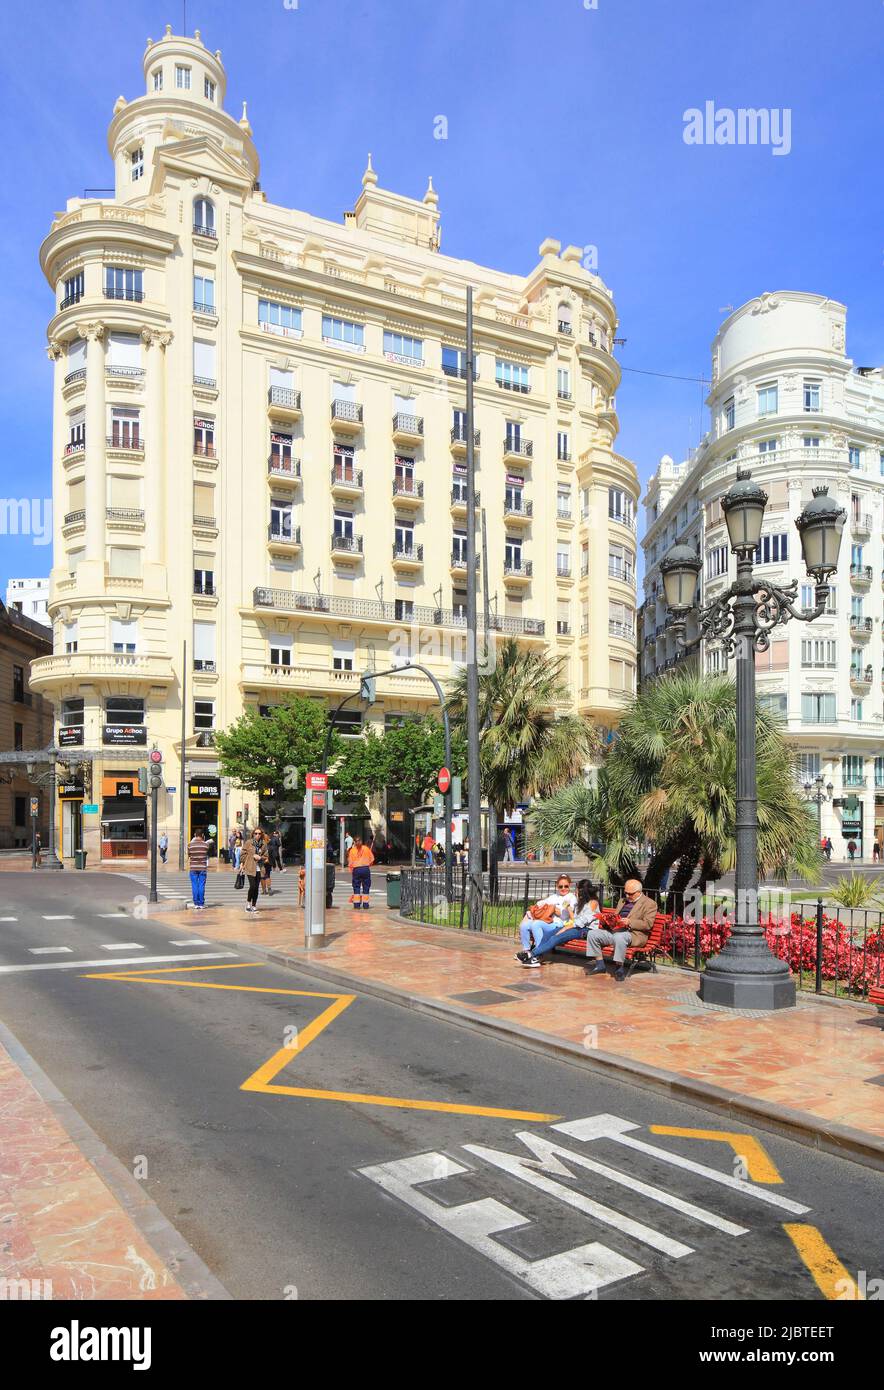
193,197 -> 216,237
557,302 -> 572,334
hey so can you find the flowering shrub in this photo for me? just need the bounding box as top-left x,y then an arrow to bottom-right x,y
660,911 -> 884,997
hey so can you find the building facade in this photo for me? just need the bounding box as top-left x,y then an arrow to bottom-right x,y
642,291 -> 884,859
32,26 -> 639,861
5,579 -> 51,627
0,602 -> 53,849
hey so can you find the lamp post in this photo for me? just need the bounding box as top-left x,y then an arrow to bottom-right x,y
803,774 -> 833,840
661,475 -> 845,1010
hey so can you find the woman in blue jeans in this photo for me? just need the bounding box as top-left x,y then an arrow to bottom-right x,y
517,880 -> 600,967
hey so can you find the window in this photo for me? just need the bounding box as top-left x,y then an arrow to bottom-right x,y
204,76 -> 216,101
109,407 -> 140,448
193,563 -> 214,595
758,437 -> 777,455
322,315 -> 364,349
62,697 -> 84,729
61,271 -> 84,307
452,529 -> 467,562
270,433 -> 293,470
557,485 -> 571,518
394,600 -> 414,622
193,482 -> 215,525
333,509 -> 354,539
152,68 -> 163,91
105,267 -> 143,301
175,65 -> 191,89
12,664 -> 24,702
106,332 -> 143,375
803,435 -> 820,450
797,753 -> 821,783
333,443 -> 356,482
258,300 -> 302,336
194,699 -> 215,731
609,600 -> 634,636
504,420 -> 523,450
67,408 -> 86,451
383,330 -> 423,364
707,648 -> 728,676
495,359 -> 530,392
131,147 -> 144,182
394,520 -> 415,555
193,622 -> 216,671
557,431 -> 570,461
850,646 -> 864,674
801,639 -> 836,668
608,544 -> 634,583
557,367 -> 571,399
876,756 -> 884,789
394,456 -> 415,492
194,275 -> 215,312
851,595 -> 864,621
608,488 -> 634,527
802,692 -> 836,723
580,541 -> 589,577
755,533 -> 788,565
758,693 -> 787,716
193,197 -> 215,235
193,416 -> 215,457
707,544 -> 729,579
723,397 -> 735,431
850,700 -> 863,722
270,499 -> 293,538
108,547 -> 141,578
335,709 -> 362,737
843,755 -> 865,783
504,537 -> 523,568
803,380 -> 821,412
756,382 -> 778,415
442,346 -> 475,379
106,696 -> 144,726
193,339 -> 216,386
111,620 -> 137,655
849,445 -> 863,471
504,478 -> 524,511
556,545 -> 571,576
332,639 -> 355,672
63,621 -> 78,654
67,547 -> 85,574
269,637 -> 292,668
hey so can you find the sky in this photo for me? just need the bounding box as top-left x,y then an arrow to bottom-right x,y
0,0 -> 882,588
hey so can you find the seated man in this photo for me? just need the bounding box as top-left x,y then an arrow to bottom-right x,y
520,882 -> 601,966
585,878 -> 656,982
515,875 -> 576,966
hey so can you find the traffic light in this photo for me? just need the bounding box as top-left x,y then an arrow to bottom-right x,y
360,673 -> 376,704
147,747 -> 163,790
137,768 -> 149,794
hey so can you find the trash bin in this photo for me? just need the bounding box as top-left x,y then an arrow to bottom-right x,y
387,873 -> 401,909
325,862 -> 336,908
74,849 -> 87,870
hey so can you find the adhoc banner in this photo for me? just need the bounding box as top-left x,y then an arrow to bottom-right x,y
103,725 -> 147,746
58,725 -> 84,746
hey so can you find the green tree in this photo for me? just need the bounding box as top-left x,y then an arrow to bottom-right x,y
529,669 -> 822,891
214,697 -> 342,819
334,717 -> 465,806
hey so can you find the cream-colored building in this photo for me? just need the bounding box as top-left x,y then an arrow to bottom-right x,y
642,291 -> 884,859
33,26 -> 639,861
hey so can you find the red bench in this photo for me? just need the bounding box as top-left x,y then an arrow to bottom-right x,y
553,911 -> 668,978
869,985 -> 884,1017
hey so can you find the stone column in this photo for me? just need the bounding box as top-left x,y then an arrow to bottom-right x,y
78,321 -> 106,562
142,328 -> 172,567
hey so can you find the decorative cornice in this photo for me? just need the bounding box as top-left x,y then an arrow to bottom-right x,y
74,320 -> 106,341
46,340 -> 64,361
141,327 -> 173,349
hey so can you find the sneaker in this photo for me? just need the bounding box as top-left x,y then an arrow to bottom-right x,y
514,951 -> 530,963
521,956 -> 541,968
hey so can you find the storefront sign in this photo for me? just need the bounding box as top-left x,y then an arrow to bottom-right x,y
189,777 -> 221,798
116,781 -> 134,799
82,804 -> 98,814
58,726 -> 84,746
103,725 -> 147,746
58,782 -> 84,798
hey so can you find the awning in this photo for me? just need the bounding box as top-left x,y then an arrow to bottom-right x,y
101,797 -> 147,825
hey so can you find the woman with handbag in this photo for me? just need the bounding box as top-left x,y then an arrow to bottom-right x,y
514,874 -> 576,962
240,831 -> 265,913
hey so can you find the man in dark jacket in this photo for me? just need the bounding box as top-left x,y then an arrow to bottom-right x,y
584,878 -> 656,982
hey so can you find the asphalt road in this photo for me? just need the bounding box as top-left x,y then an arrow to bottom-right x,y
0,872 -> 880,1302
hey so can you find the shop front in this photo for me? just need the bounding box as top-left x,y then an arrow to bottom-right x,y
840,796 -> 863,859
58,779 -> 84,858
189,776 -> 220,856
100,772 -> 147,859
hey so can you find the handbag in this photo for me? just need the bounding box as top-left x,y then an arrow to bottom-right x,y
528,902 -> 557,924
234,871 -> 245,890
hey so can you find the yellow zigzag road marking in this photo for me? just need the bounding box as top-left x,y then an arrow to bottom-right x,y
783,1223 -> 862,1300
649,1125 -> 783,1184
84,962 -> 560,1123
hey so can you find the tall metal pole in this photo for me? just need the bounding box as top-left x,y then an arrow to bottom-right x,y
481,506 -> 498,902
178,639 -> 187,870
465,287 -> 483,930
149,782 -> 158,903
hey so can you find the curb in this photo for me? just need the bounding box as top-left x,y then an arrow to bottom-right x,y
0,1017 -> 232,1301
235,940 -> 884,1175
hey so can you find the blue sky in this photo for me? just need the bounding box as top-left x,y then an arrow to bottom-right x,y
1,0 -> 881,587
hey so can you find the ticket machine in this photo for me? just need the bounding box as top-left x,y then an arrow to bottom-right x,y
303,772 -> 328,948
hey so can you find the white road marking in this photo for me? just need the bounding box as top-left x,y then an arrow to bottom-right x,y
0,951 -> 238,975
0,916 -> 18,922
28,947 -> 74,955
170,939 -> 211,946
359,1153 -> 642,1298
98,913 -> 130,919
100,943 -> 145,951
41,915 -> 74,921
552,1115 -> 810,1215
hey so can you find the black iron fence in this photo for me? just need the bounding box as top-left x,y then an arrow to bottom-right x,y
399,869 -> 884,1001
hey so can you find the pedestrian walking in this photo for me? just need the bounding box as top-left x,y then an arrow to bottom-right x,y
421,831 -> 435,867
847,839 -> 857,862
240,830 -> 265,913
158,831 -> 168,865
187,827 -> 211,910
348,836 -> 375,910
874,840 -> 881,864
34,831 -> 42,868
503,826 -> 515,862
823,836 -> 833,862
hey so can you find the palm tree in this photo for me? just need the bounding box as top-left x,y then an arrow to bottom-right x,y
529,668 -> 822,893
447,639 -> 600,876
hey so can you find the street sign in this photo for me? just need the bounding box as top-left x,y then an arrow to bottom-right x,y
437,767 -> 451,794
433,794 -> 444,818
29,796 -> 39,818
82,803 -> 98,814
451,776 -> 462,810
306,771 -> 328,790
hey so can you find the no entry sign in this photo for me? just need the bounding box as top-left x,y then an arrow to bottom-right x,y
437,767 -> 451,794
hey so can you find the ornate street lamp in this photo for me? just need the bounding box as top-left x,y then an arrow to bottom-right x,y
661,475 -> 845,1010
803,774 -> 834,840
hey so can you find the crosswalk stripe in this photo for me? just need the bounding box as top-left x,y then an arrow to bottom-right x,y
0,917 -> 17,922
170,938 -> 212,945
42,915 -> 74,921
98,912 -> 130,919
99,943 -> 145,950
29,947 -> 74,955
0,951 -> 237,975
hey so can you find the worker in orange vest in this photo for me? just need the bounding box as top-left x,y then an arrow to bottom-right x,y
347,836 -> 375,910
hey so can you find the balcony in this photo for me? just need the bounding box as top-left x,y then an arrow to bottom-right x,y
557,320 -> 573,335
450,427 -> 480,456
239,661 -> 433,699
64,368 -> 87,388
842,775 -> 867,789
63,440 -> 85,460
62,509 -> 85,534
267,524 -> 301,554
104,287 -> 144,303
393,478 -> 424,508
193,222 -> 217,239
59,293 -> 83,311
250,585 -> 544,637
331,532 -> 363,562
106,435 -> 144,457
193,375 -> 217,390
496,379 -> 531,394
850,665 -> 873,689
556,565 -> 572,579
608,564 -> 635,586
267,386 -> 301,420
195,730 -> 216,748
193,582 -> 216,598
268,456 -> 301,487
106,507 -> 145,529
29,651 -> 174,693
193,300 -> 217,316
331,465 -> 363,497
331,399 -> 363,433
193,514 -> 217,535
392,541 -> 424,571
851,513 -> 872,537
106,365 -> 144,383
557,390 -> 572,402
504,560 -> 532,586
450,550 -> 478,576
450,487 -> 479,517
392,412 -> 424,446
849,616 -> 873,637
609,620 -> 636,641
850,563 -> 873,587
193,659 -> 217,674
503,437 -> 533,464
609,511 -> 637,533
442,362 -> 476,381
503,496 -> 532,525
193,443 -> 217,461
